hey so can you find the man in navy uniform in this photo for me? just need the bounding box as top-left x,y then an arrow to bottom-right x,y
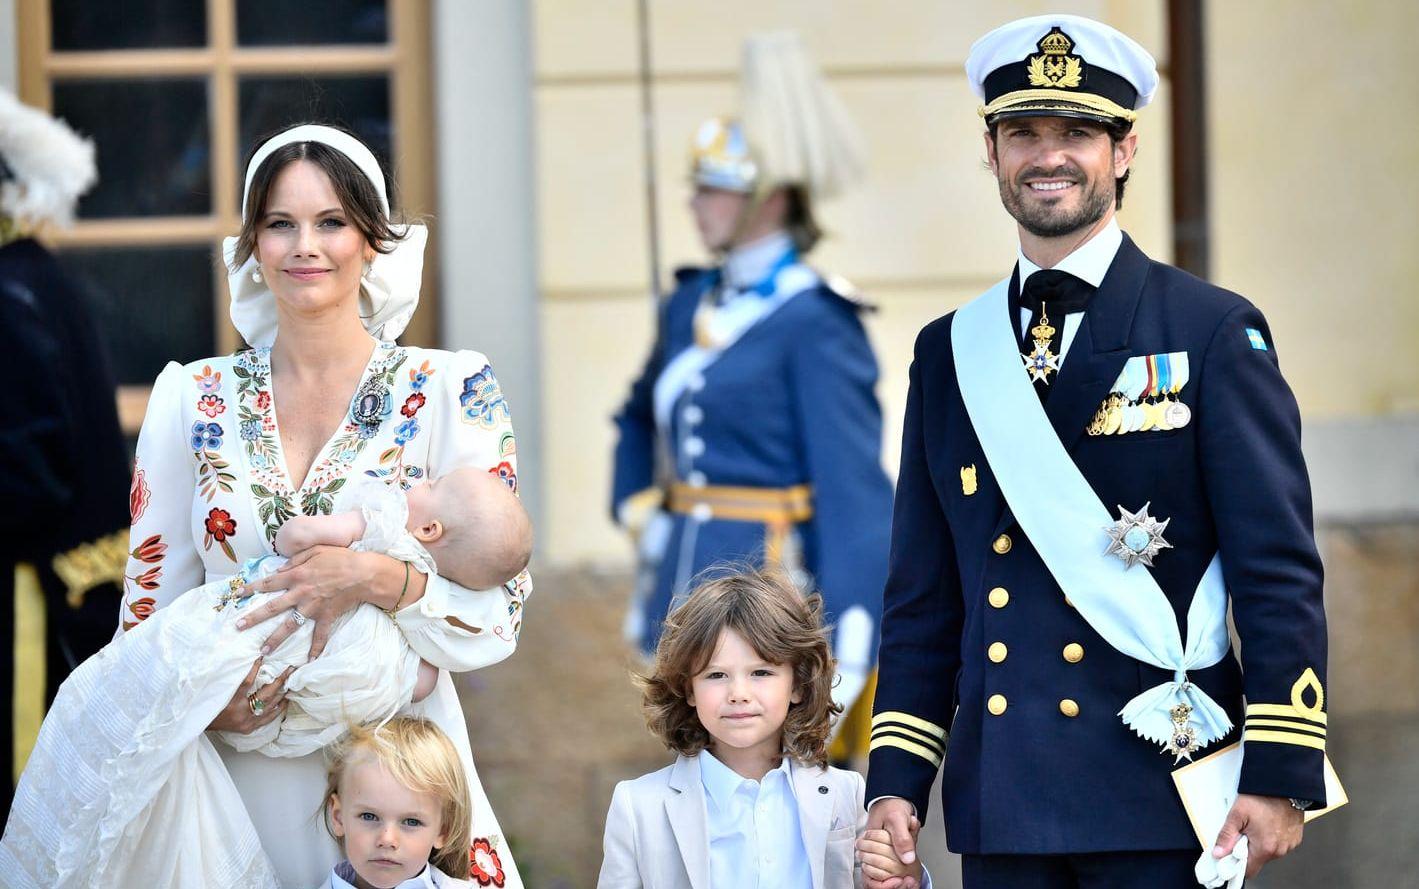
862,14 -> 1329,888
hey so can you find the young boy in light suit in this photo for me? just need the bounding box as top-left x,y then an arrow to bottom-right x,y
598,570 -> 926,889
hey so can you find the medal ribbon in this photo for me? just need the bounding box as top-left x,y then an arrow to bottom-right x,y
952,280 -> 1233,749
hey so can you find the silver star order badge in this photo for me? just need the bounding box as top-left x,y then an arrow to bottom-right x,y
1164,702 -> 1202,763
1104,501 -> 1173,569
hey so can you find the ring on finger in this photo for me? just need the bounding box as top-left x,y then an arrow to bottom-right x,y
290,608 -> 308,627
247,692 -> 266,717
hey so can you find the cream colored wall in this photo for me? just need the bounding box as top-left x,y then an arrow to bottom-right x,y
1207,2 -> 1419,419
535,1 -> 1172,565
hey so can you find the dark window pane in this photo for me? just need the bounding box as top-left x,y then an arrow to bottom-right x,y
53,79 -> 210,219
51,0 -> 205,50
61,246 -> 216,386
238,76 -> 393,206
237,0 -> 387,46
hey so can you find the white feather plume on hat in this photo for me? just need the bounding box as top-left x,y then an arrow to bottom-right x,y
739,31 -> 866,200
0,88 -> 97,229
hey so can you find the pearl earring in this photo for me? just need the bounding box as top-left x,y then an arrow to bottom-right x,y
251,268 -> 263,284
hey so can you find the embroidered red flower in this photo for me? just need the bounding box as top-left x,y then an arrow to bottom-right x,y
198,393 -> 226,418
205,509 -> 236,541
130,468 -> 151,523
489,461 -> 517,493
130,566 -> 162,591
204,508 -> 238,562
469,838 -> 505,887
401,392 -> 427,418
256,390 -> 271,410
130,533 -> 167,564
124,596 -> 156,630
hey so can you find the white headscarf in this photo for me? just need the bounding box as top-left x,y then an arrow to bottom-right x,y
222,124 -> 427,348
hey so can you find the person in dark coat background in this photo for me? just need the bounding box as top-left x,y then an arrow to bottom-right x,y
0,88 -> 131,817
611,32 -> 894,759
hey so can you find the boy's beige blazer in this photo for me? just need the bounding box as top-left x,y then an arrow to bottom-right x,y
597,753 -> 866,889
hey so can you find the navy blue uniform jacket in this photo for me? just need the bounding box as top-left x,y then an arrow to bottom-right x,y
866,235 -> 1328,854
612,266 -> 893,655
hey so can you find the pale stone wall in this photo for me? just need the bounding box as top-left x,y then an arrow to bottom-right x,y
534,0 -> 1171,564
1207,1 -> 1419,419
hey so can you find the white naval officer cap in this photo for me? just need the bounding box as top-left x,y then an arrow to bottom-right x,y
965,13 -> 1159,125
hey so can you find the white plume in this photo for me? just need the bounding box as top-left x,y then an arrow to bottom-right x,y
0,88 -> 97,229
740,31 -> 867,200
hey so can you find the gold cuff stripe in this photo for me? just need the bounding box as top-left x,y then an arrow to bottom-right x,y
1244,729 -> 1326,751
979,89 -> 1138,122
1245,718 -> 1326,737
870,723 -> 945,754
869,735 -> 944,768
871,710 -> 946,739
1246,703 -> 1327,725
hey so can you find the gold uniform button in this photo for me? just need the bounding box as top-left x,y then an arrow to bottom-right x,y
988,587 -> 1009,608
1063,643 -> 1084,663
988,642 -> 1008,663
1059,699 -> 1080,718
987,694 -> 1008,715
992,534 -> 1013,554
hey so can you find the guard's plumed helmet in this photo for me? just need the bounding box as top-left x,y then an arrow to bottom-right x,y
966,13 -> 1159,126
689,31 -> 865,200
0,89 -> 96,229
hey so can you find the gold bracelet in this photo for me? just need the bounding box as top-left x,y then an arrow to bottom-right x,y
383,560 -> 411,619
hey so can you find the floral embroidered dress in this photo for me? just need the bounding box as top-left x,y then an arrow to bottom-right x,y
1,483 -> 438,889
108,342 -> 521,888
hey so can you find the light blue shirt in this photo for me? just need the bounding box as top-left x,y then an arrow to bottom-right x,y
698,749 -> 812,889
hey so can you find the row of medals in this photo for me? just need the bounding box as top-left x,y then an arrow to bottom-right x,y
1025,313 -> 1193,436
1087,391 -> 1191,436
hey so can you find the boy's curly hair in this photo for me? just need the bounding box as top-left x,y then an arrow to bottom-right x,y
638,568 -> 842,767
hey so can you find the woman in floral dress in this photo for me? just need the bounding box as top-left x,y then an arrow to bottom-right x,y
117,125 -> 525,888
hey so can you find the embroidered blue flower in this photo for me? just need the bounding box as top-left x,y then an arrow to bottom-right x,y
239,418 -> 262,442
410,370 -> 430,392
191,421 -> 223,451
460,365 -> 511,429
394,418 -> 420,446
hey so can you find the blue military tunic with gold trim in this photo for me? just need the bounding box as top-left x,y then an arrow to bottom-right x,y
867,233 -> 1328,854
611,240 -> 893,672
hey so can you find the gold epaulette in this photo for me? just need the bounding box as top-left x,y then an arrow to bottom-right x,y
870,710 -> 947,768
51,529 -> 129,608
1244,668 -> 1327,752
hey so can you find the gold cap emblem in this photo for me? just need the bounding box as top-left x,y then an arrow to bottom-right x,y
1027,27 -> 1084,89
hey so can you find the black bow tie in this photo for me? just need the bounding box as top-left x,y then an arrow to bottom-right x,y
1020,268 -> 1095,316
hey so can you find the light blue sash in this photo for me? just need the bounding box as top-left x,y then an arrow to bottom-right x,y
951,279 -> 1232,749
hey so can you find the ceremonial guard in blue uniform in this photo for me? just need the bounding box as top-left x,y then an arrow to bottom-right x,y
863,16 -> 1333,888
0,91 -> 130,817
612,33 -> 893,743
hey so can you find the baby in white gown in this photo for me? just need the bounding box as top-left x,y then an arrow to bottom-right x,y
0,469 -> 530,889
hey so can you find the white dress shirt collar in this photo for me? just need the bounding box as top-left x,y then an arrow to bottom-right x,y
698,749 -> 812,889
330,860 -> 443,888
1016,216 -> 1123,291
724,230 -> 796,291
